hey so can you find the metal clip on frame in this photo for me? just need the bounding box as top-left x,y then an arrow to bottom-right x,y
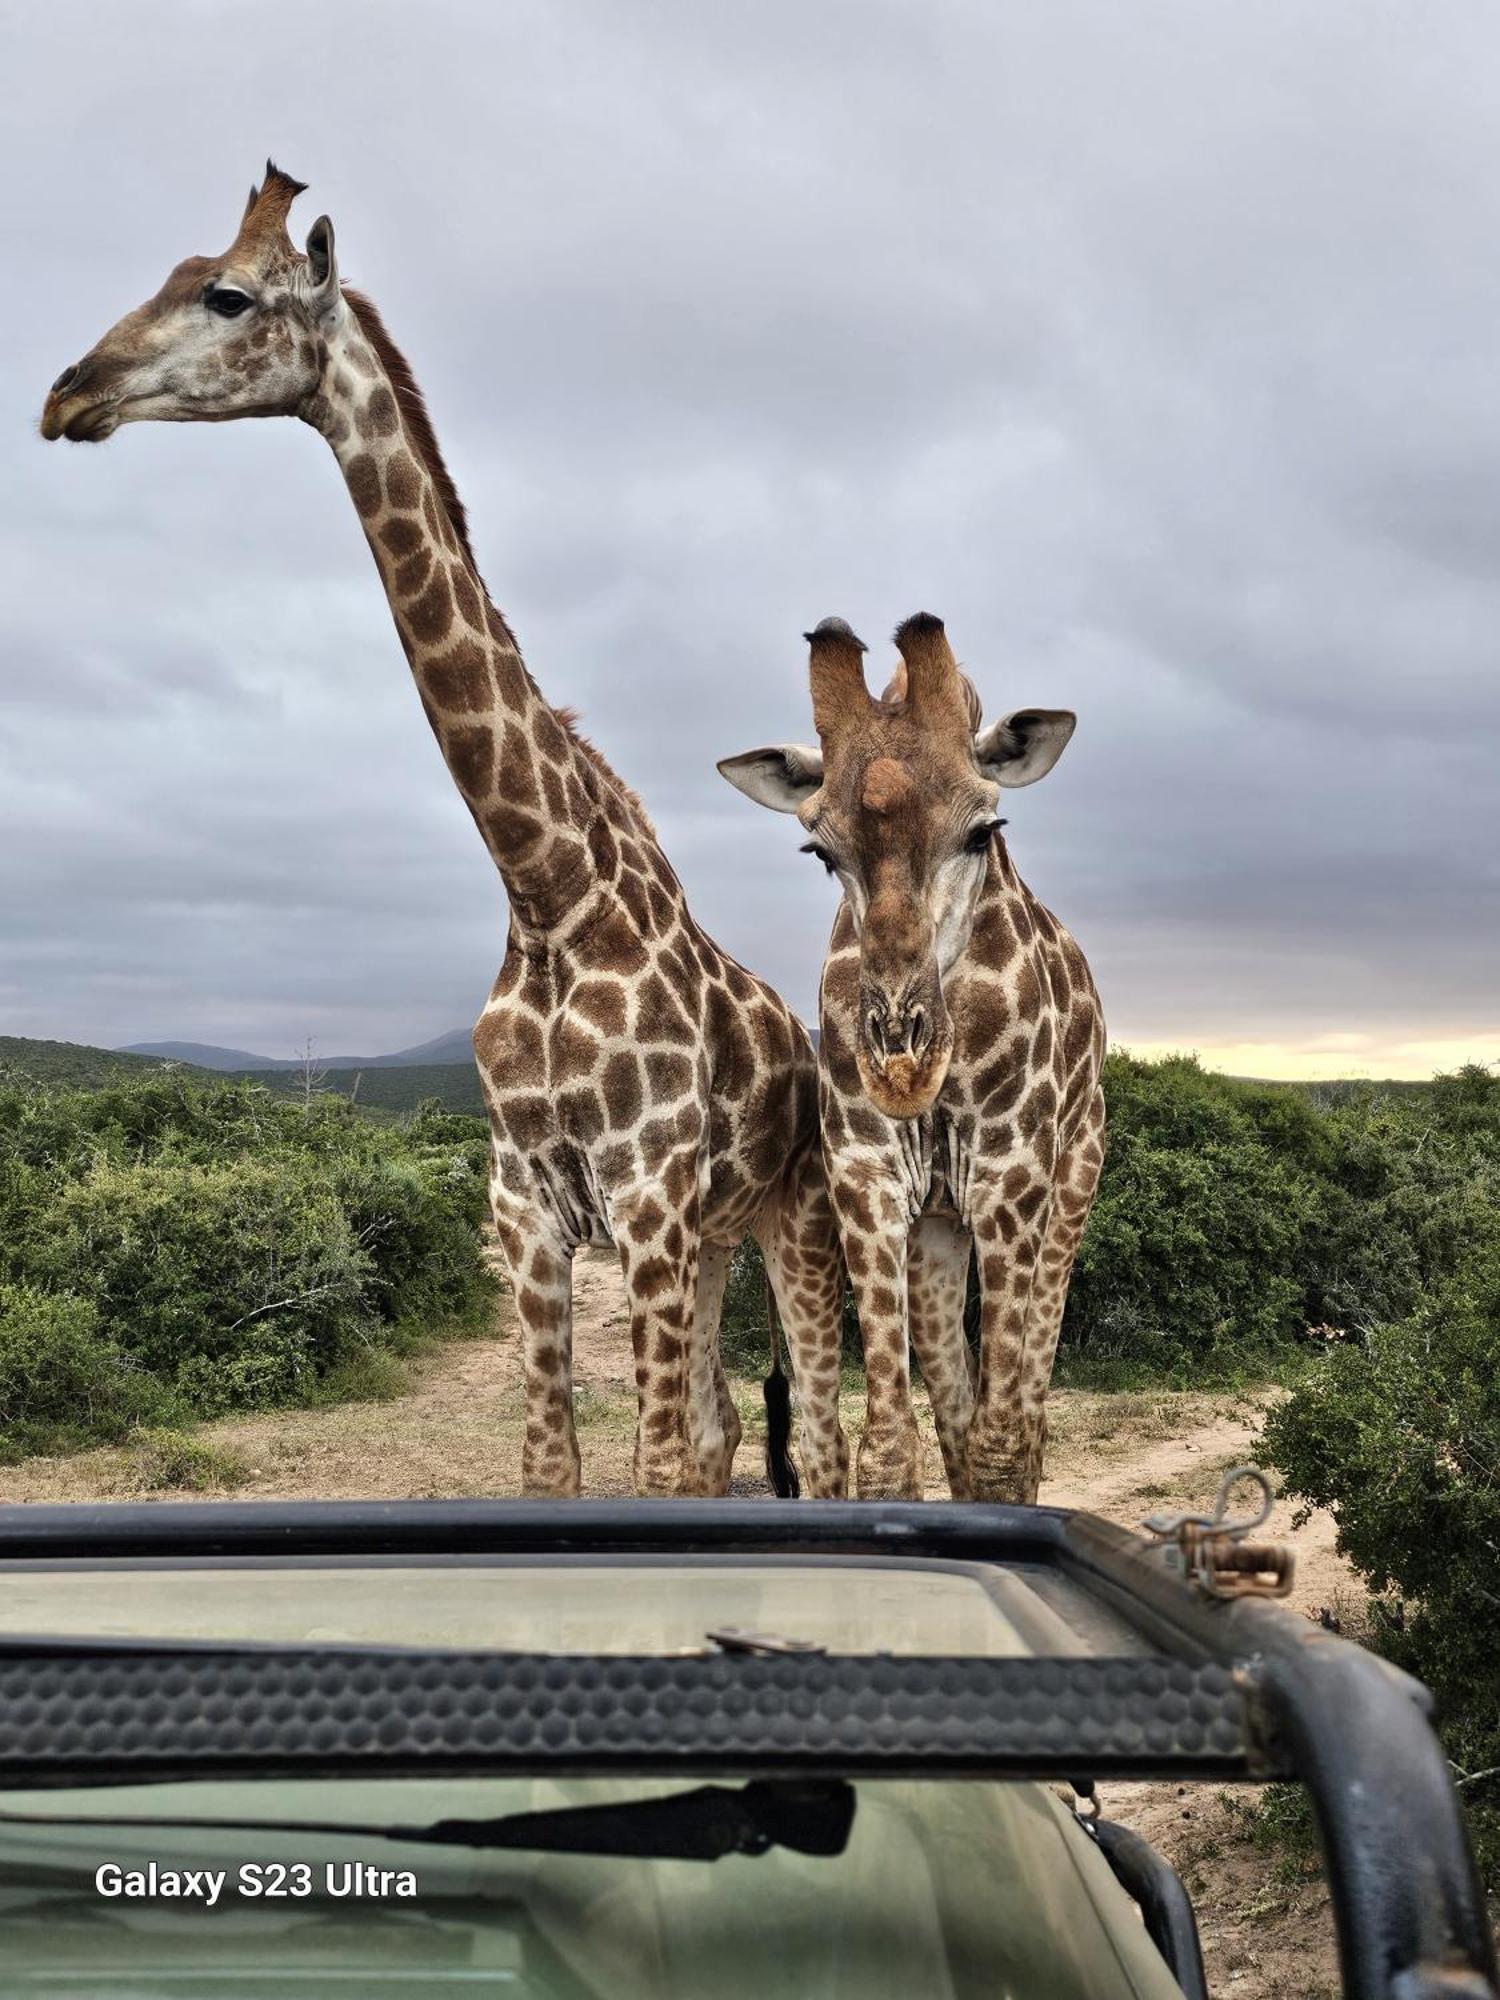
1143,1464 -> 1295,1600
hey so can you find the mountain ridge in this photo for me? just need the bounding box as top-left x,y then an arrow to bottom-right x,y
121,1028 -> 475,1071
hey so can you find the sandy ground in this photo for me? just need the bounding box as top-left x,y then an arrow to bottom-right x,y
0,1248 -> 1358,1995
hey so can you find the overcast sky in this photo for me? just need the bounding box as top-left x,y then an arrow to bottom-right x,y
3,1 -> 1497,1078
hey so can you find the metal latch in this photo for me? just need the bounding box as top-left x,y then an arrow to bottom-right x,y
1142,1464 -> 1294,1599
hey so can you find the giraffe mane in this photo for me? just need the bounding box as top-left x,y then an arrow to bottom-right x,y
340,293 -> 653,839
554,708 -> 657,835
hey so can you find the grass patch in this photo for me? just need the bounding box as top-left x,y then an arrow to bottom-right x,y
126,1426 -> 252,1493
573,1385 -> 632,1434
310,1347 -> 413,1405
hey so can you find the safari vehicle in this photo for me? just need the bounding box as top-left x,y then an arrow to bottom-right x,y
0,1488 -> 1489,2000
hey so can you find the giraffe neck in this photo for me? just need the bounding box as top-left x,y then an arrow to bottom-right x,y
302,292 -> 633,936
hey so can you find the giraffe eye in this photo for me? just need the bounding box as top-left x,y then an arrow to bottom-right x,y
799,841 -> 837,877
204,287 -> 254,318
965,819 -> 1006,854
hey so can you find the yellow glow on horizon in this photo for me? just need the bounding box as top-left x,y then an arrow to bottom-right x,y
1117,1034 -> 1500,1083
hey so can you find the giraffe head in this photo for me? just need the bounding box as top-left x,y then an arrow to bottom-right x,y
40,163 -> 339,444
720,613 -> 1075,1119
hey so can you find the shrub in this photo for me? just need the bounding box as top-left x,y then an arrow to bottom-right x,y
1261,1226 -> 1500,1882
0,1074 -> 498,1455
30,1156 -> 375,1412
126,1426 -> 252,1492
1058,1054 -> 1500,1386
0,1284 -> 169,1456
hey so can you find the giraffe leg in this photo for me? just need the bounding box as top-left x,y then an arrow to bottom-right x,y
755,1149 -> 850,1499
906,1213 -> 978,1500
829,1173 -> 918,1499
688,1241 -> 740,1495
1013,1093 -> 1107,1500
491,1203 -> 579,1499
612,1170 -> 713,1498
963,1168 -> 1054,1506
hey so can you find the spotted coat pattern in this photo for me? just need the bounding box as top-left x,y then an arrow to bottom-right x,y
40,166 -> 850,1501
724,616 -> 1105,1503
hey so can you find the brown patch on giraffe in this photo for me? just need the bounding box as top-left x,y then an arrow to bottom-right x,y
539,760 -> 570,824
844,1101 -> 887,1146
379,516 -> 423,558
497,722 -> 541,804
425,639 -> 491,713
531,705 -> 570,764
636,971 -> 695,1045
408,573 -> 455,644
451,565 -> 484,632
442,723 -> 494,799
628,1197 -> 667,1240
581,908 -> 650,980
572,981 -> 628,1038
393,548 -> 434,597
557,1087 -> 605,1146
501,1095 -> 552,1151
548,1017 -> 602,1076
484,803 -> 543,856
364,385 -> 399,436
602,1052 -> 644,1129
587,812 -> 620,879
345,454 -> 381,516
385,452 -> 422,511
645,1050 -> 694,1098
566,773 -> 592,824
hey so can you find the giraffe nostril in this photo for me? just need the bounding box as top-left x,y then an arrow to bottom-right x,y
908,1007 -> 927,1055
51,360 -> 86,398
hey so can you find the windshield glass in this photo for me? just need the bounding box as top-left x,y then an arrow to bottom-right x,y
0,1772 -> 1183,1999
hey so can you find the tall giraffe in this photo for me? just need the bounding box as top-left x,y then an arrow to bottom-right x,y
41,164 -> 850,1500
721,613 -> 1105,1503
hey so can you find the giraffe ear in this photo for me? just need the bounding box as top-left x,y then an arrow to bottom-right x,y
974,708 -> 1076,787
717,745 -> 823,813
304,215 -> 340,303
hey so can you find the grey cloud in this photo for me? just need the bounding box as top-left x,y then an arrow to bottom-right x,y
1,0 -> 1496,1069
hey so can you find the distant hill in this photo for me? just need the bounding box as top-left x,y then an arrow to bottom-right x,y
233,1061 -> 485,1117
120,1027 -> 475,1071
0,1034 -> 483,1117
0,1036 -> 209,1089
121,1040 -> 283,1070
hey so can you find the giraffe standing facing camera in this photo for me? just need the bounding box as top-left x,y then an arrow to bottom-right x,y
721,613 -> 1105,1503
41,162 -> 849,1501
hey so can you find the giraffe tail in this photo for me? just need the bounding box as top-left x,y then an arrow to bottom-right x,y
762,1275 -> 800,1499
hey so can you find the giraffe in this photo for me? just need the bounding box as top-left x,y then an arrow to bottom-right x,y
720,612 -> 1106,1504
40,163 -> 850,1501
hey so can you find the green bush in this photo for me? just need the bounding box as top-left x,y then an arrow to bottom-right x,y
0,1075 -> 498,1455
1261,1227 -> 1500,1882
1057,1054 -> 1500,1386
0,1284 -> 170,1457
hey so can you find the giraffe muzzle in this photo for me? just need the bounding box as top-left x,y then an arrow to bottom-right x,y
40,356 -> 121,443
856,983 -> 953,1119
863,999 -> 933,1061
